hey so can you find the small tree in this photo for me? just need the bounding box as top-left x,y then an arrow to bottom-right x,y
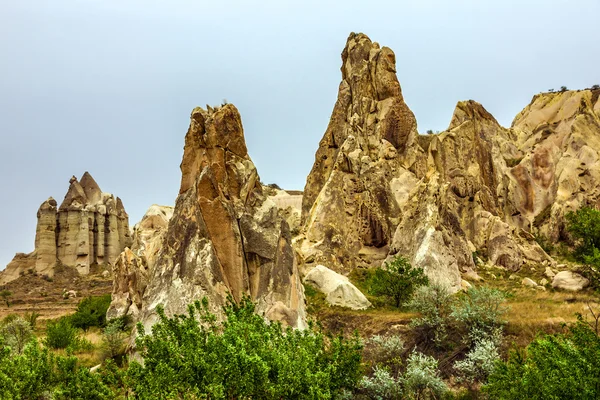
101,320 -> 126,363
426,129 -> 434,135
548,88 -> 555,92
2,317 -> 33,354
560,85 -> 568,92
370,256 -> 429,308
592,84 -> 600,90
0,290 -> 12,307
45,317 -> 79,349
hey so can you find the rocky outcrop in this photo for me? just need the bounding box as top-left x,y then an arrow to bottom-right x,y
1,173 -> 131,284
304,265 -> 371,310
110,104 -> 307,332
298,33 -> 565,291
107,205 -> 173,322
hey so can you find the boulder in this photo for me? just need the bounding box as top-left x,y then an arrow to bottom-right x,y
521,277 -> 538,288
552,271 -> 590,291
304,265 -> 371,310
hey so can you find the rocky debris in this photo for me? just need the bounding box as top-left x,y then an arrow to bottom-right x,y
460,279 -> 472,291
304,265 -> 371,310
62,289 -> 77,299
110,104 -> 307,335
551,271 -> 590,291
539,278 -> 548,286
544,267 -> 557,279
1,173 -> 131,284
522,277 -> 538,288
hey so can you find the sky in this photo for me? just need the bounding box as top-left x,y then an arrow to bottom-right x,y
1,0 -> 599,270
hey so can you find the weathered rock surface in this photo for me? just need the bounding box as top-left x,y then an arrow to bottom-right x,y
304,265 -> 371,310
107,205 -> 173,322
110,104 -> 307,333
551,271 -> 590,291
298,33 -> 597,291
1,173 -> 131,284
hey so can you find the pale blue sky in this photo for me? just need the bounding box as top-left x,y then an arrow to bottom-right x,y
1,0 -> 599,270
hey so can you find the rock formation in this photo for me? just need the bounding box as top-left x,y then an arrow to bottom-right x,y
109,104 -> 307,332
304,265 -> 371,310
298,33 -> 599,291
1,172 -> 131,284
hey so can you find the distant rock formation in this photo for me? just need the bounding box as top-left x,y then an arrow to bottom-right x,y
109,104 -> 307,332
0,172 -> 131,284
298,33 -> 600,291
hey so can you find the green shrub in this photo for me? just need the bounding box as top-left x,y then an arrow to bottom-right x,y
70,295 -> 111,331
24,311 -> 40,330
407,283 -> 453,347
566,207 -> 600,257
45,317 -> 79,349
0,290 -> 12,307
363,334 -> 404,374
454,335 -> 501,385
52,354 -> 113,400
357,365 -> 403,399
370,256 -> 429,308
0,338 -> 54,398
1,317 -> 33,354
128,295 -> 363,399
451,286 -> 507,343
403,351 -> 448,400
484,318 -> 600,399
101,319 -> 127,363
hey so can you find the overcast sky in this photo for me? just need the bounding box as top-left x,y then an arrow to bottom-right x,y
1,0 -> 599,270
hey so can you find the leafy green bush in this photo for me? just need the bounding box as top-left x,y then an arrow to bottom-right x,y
52,354 -> 113,400
1,316 -> 33,354
0,338 -> 54,398
484,318 -> 600,399
370,256 -> 429,307
70,294 -> 111,331
45,317 -> 79,349
566,207 -> 600,258
101,319 -> 127,363
403,351 -> 448,399
0,289 -> 12,307
128,295 -> 363,399
407,283 -> 453,347
451,286 -> 507,343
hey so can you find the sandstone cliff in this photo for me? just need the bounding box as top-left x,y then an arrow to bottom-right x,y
1,173 -> 131,284
109,105 -> 306,331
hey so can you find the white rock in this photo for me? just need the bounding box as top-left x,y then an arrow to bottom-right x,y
544,267 -> 556,279
461,279 -> 472,291
539,278 -> 548,286
304,265 -> 371,310
522,277 -> 538,288
552,271 -> 590,291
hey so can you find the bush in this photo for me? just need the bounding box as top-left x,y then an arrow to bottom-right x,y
127,295 -> 363,399
451,286 -> 507,342
566,207 -> 600,258
1,316 -> 33,354
101,319 -> 127,363
454,335 -> 501,385
370,256 -> 429,308
52,354 -> 113,400
407,283 -> 453,347
363,334 -> 404,374
0,289 -> 12,307
357,366 -> 403,400
45,317 -> 79,349
560,86 -> 568,92
70,294 -> 111,331
403,351 -> 448,400
0,339 -> 54,398
484,318 -> 600,399
24,311 -> 40,330
592,84 -> 600,90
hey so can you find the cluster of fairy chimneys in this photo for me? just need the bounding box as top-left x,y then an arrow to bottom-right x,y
1,172 -> 132,284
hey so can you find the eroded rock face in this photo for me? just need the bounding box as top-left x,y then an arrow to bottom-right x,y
1,173 -> 131,284
300,33 -> 425,276
107,205 -> 173,322
112,105 -> 307,333
298,33 -> 566,291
